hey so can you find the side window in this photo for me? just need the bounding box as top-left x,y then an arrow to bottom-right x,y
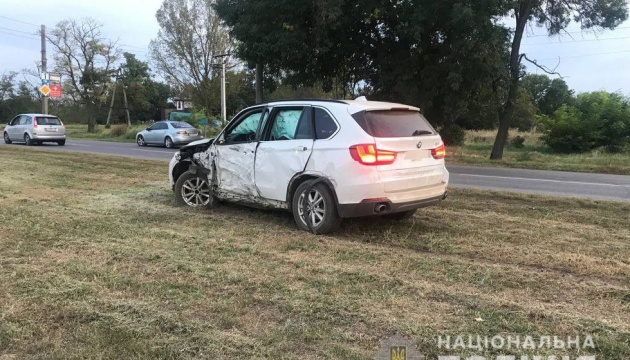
18,116 -> 28,126
25,117 -> 32,125
267,107 -> 310,141
148,123 -> 159,131
224,110 -> 263,144
9,116 -> 20,126
314,108 -> 339,139
158,123 -> 169,130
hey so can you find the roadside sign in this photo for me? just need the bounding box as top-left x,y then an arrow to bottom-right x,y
199,118 -> 208,126
49,73 -> 61,82
39,84 -> 51,96
49,84 -> 62,98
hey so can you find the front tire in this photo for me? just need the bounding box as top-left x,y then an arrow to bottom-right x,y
292,180 -> 342,234
24,133 -> 33,146
3,132 -> 11,144
137,135 -> 146,146
174,172 -> 216,208
57,140 -> 66,146
164,137 -> 174,148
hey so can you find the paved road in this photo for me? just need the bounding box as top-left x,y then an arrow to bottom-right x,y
2,139 -> 629,201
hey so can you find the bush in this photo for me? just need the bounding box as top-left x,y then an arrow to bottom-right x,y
439,124 -> 466,146
541,92 -> 630,153
510,135 -> 526,148
110,125 -> 129,137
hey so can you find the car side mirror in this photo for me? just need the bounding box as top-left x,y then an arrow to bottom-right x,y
146,128 -> 152,131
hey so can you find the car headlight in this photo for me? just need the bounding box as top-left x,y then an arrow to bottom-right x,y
175,152 -> 181,161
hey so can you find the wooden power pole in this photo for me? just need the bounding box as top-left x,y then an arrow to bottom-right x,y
41,24 -> 48,115
106,69 -> 131,127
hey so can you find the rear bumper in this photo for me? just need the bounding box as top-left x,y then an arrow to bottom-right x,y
172,135 -> 204,145
32,134 -> 66,141
337,191 -> 448,218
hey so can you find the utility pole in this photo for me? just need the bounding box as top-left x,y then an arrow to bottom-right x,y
41,24 -> 48,115
213,53 -> 230,125
105,69 -> 131,127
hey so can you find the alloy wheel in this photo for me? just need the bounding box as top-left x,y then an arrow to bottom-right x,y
181,177 -> 211,207
298,188 -> 326,228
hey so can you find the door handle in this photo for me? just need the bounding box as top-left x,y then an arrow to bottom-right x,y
229,146 -> 240,151
295,146 -> 308,152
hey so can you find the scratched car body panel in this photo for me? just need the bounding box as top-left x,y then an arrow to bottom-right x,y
168,98 -> 449,234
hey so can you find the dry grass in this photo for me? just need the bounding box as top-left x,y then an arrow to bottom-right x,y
449,129 -> 630,175
64,124 -> 146,142
0,147 -> 629,359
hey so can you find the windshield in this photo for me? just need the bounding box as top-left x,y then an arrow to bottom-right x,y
170,121 -> 194,129
352,110 -> 436,138
36,117 -> 62,126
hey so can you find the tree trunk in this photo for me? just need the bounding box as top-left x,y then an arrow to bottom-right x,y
490,1 -> 532,160
255,63 -> 263,104
86,102 -> 96,133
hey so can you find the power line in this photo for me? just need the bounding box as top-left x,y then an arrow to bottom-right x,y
0,15 -> 39,27
537,49 -> 630,61
525,26 -> 630,38
0,30 -> 39,40
0,25 -> 37,35
522,35 -> 630,46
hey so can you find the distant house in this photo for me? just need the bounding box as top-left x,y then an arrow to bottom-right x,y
164,96 -> 194,120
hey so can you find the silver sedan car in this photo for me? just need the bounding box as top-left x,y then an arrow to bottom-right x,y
136,121 -> 204,148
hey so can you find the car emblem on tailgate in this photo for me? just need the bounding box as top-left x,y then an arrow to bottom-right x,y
416,141 -> 422,149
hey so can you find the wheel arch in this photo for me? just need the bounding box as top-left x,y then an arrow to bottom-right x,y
286,173 -> 340,213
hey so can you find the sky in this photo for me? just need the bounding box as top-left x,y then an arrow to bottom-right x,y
0,0 -> 629,94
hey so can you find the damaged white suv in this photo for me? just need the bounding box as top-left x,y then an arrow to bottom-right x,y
168,98 -> 449,234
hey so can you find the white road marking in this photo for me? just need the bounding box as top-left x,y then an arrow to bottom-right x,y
455,173 -> 630,188
136,149 -> 175,154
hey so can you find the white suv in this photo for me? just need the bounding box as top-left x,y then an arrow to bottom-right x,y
168,99 -> 449,234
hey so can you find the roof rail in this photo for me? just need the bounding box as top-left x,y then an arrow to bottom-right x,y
264,98 -> 349,105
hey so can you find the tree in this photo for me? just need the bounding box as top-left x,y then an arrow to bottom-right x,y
520,74 -> 574,116
150,0 -> 231,113
217,0 -> 511,129
47,18 -> 120,133
489,0 -> 628,160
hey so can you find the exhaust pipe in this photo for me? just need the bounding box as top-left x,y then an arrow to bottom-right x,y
442,191 -> 449,200
374,203 -> 389,213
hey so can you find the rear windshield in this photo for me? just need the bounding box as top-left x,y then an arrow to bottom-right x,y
36,117 -> 62,126
170,121 -> 194,129
352,110 -> 436,138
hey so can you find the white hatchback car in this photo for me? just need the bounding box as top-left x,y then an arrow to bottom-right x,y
168,98 -> 449,234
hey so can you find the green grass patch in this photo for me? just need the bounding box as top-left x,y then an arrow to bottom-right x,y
449,130 -> 630,175
0,147 -> 629,359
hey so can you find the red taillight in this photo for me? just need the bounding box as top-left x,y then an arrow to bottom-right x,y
431,144 -> 446,159
33,118 -> 38,128
177,131 -> 186,135
349,144 -> 397,165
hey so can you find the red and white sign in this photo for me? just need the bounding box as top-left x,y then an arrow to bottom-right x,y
49,84 -> 62,98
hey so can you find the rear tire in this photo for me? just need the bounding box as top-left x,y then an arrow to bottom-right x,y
383,209 -> 417,221
164,137 -> 174,148
57,140 -> 66,146
3,132 -> 11,144
174,172 -> 216,208
24,133 -> 33,146
292,180 -> 342,234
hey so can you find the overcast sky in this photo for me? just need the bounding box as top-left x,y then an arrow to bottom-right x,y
1,0 -> 629,94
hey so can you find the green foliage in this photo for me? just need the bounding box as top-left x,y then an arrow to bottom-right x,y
511,88 -> 539,131
510,135 -> 526,148
520,74 -> 575,116
439,124 -> 466,146
542,92 -> 630,153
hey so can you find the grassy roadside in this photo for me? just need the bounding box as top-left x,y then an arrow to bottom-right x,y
449,130 -> 630,175
0,147 -> 629,359
63,124 -> 146,143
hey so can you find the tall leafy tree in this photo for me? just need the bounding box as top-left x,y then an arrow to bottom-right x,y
47,18 -> 120,133
150,0 -> 231,113
217,0 -> 512,135
490,0 -> 628,159
520,74 -> 574,116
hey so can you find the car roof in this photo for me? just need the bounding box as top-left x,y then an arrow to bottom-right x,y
260,99 -> 420,114
18,113 -> 59,117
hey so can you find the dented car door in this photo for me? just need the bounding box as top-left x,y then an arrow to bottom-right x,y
254,106 -> 314,202
214,108 -> 265,198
